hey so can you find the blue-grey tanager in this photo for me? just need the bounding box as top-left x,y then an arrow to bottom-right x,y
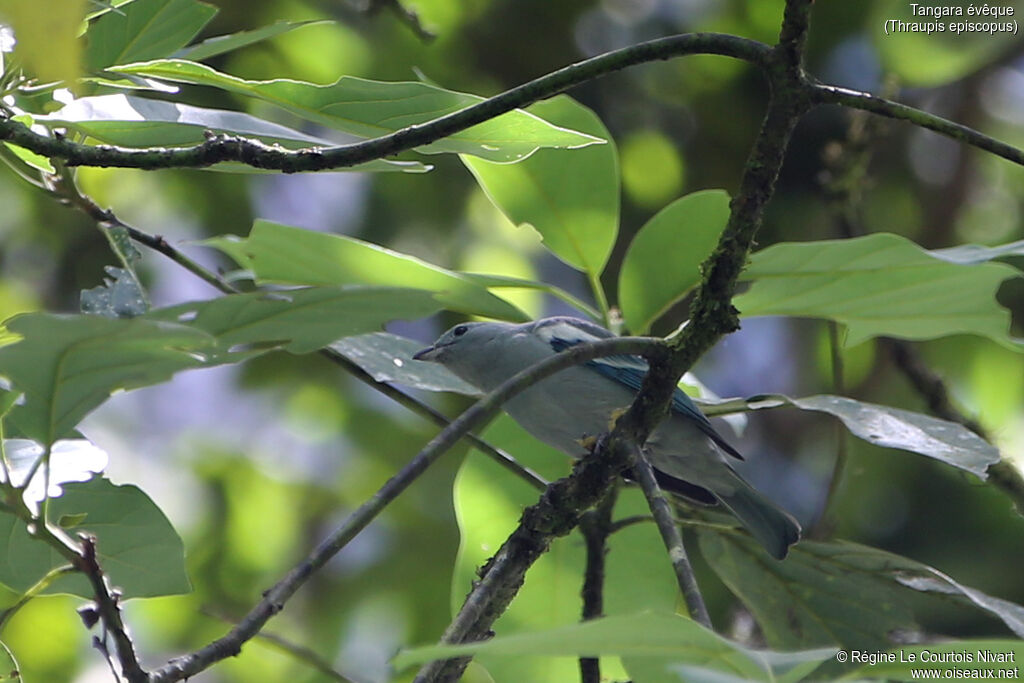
413,316 -> 800,559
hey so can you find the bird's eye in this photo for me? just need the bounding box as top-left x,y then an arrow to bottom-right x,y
453,325 -> 468,337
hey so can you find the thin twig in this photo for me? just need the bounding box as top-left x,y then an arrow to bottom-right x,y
577,482 -> 618,683
815,321 -> 848,537
360,0 -> 435,42
812,84 -> 1024,168
0,565 -> 77,633
0,34 -> 772,171
202,609 -> 362,683
607,514 -> 654,534
813,98 -> 889,536
77,535 -> 147,682
627,452 -> 712,628
883,339 -> 1024,513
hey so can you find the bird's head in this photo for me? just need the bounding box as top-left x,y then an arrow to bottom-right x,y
412,321 -> 514,367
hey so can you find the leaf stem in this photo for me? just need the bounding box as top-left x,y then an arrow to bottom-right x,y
0,564 -> 77,634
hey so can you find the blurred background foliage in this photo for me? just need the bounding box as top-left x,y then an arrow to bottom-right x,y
0,0 -> 1022,681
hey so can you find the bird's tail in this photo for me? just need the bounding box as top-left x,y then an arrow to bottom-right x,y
713,475 -> 801,560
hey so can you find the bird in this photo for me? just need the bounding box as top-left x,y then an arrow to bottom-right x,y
412,316 -> 801,560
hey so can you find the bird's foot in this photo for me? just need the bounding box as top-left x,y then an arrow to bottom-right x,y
607,406 -> 629,430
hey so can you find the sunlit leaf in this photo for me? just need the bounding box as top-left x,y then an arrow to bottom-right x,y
0,314 -> 213,445
618,190 -> 730,333
698,533 -> 1024,653
701,393 -> 1000,479
0,0 -> 86,87
205,220 -> 528,321
461,96 -> 617,277
84,0 -> 217,70
37,94 -> 426,173
112,59 -> 605,162
173,19 -> 330,61
1,438 -> 108,505
0,477 -> 190,598
2,142 -> 55,173
735,233 -> 1022,349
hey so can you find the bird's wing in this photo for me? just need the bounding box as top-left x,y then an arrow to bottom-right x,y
534,318 -> 744,461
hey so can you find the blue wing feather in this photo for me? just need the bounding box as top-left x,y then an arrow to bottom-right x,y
539,318 -> 743,461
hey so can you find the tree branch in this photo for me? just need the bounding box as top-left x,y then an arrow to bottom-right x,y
147,336 -> 664,683
812,84 -> 1024,168
412,432 -> 643,683
0,34 -> 771,171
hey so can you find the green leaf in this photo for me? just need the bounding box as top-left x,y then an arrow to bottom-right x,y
462,95 -> 618,275
82,225 -> 148,317
113,59 -> 604,162
0,477 -> 190,598
0,314 -> 212,445
395,610 -> 835,683
331,332 -> 481,395
735,233 -> 1022,349
2,142 -> 55,173
618,190 -> 730,333
81,266 -> 148,318
698,533 -> 1024,652
85,0 -> 218,71
1,438 -> 108,502
173,19 -> 331,61
37,94 -> 426,173
702,393 -> 1000,479
842,640 -> 1024,681
205,220 -> 528,321
149,286 -> 442,356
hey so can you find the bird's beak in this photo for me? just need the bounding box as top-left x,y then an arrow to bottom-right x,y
412,345 -> 437,361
